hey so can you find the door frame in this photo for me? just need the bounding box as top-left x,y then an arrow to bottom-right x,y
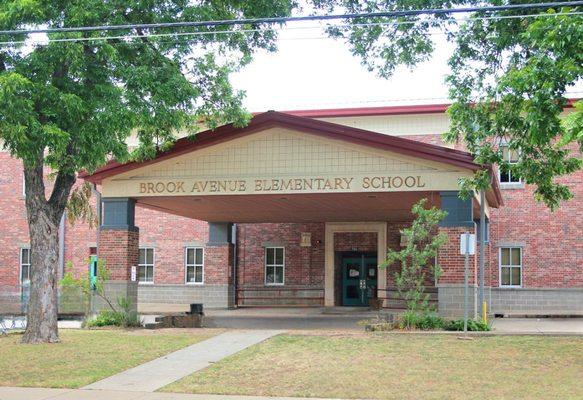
324,222 -> 387,307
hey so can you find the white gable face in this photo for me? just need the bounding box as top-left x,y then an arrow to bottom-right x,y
101,127 -> 472,197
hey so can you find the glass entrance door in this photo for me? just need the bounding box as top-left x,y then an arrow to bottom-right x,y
342,254 -> 378,306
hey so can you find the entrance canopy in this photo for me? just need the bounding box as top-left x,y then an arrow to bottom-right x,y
82,111 -> 502,222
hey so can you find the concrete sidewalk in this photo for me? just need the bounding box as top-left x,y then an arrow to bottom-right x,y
0,387 -> 346,400
492,318 -> 583,334
83,330 -> 282,392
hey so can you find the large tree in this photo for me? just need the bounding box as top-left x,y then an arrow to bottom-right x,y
316,0 -> 582,209
0,0 -> 295,343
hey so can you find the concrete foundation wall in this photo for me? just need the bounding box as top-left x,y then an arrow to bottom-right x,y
437,284 -> 478,318
439,285 -> 583,317
93,281 -> 138,313
490,287 -> 583,315
137,284 -> 233,311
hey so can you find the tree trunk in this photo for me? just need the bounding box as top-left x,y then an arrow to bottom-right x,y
21,160 -> 75,344
22,213 -> 61,343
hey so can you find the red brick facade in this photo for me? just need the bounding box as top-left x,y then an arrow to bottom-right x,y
1,110 -> 581,313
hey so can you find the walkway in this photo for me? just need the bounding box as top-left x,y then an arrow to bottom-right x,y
0,387 -> 345,400
83,330 -> 282,392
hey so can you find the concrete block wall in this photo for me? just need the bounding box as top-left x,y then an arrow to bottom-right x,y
138,284 -> 233,310
490,288 -> 583,315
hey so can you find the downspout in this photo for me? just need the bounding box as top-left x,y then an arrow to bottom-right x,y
231,223 -> 238,309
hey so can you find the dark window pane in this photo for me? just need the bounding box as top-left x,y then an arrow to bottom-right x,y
501,267 -> 511,286
266,248 -> 274,265
195,265 -> 203,283
186,248 -> 195,265
275,266 -> 284,284
501,248 -> 510,265
266,266 -> 274,284
22,249 -> 30,264
511,267 -> 521,286
146,249 -> 154,264
139,249 -> 146,265
186,266 -> 195,282
146,266 -> 153,282
275,248 -> 284,265
139,265 -> 147,281
511,248 -> 521,266
195,248 -> 203,265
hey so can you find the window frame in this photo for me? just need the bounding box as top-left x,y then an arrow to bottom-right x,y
20,247 -> 31,284
499,247 -> 522,288
138,247 -> 155,284
498,144 -> 522,185
184,247 -> 205,285
264,246 -> 285,286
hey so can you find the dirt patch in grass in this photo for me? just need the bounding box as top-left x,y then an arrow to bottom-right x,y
0,328 -> 219,388
164,333 -> 583,400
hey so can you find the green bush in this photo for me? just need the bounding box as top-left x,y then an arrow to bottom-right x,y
398,311 -> 445,330
86,310 -> 124,327
444,318 -> 491,332
85,297 -> 141,328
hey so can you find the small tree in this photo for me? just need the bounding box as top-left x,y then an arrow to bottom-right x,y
380,199 -> 447,316
60,259 -> 116,318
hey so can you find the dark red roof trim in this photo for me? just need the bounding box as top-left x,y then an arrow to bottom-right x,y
81,111 -> 502,207
275,98 -> 580,119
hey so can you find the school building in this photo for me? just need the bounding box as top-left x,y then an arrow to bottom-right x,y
1,102 -> 581,317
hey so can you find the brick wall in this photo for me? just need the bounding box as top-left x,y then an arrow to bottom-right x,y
98,229 -> 139,281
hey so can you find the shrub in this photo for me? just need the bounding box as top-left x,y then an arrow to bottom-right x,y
85,297 -> 141,328
398,311 -> 445,330
86,310 -> 124,327
444,318 -> 491,332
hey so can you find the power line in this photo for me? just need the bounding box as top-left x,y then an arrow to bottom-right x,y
0,1 -> 581,36
2,10 -> 581,47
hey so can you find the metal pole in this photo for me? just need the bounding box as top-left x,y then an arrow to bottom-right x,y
479,190 -> 486,320
464,232 -> 469,335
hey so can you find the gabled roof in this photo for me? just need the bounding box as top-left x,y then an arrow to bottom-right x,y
81,111 -> 502,206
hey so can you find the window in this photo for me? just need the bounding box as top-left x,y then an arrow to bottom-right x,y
500,247 -> 522,287
265,247 -> 284,285
185,247 -> 204,284
499,145 -> 521,184
138,247 -> 154,283
20,248 -> 31,283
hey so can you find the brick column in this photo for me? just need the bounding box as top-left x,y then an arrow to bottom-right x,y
436,191 -> 477,318
96,198 -> 139,312
206,222 -> 235,308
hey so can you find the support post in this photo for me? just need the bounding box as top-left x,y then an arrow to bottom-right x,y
97,198 -> 139,313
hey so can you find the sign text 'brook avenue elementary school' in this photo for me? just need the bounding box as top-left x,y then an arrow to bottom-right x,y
137,175 -> 428,195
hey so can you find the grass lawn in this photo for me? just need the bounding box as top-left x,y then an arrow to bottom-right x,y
164,333 -> 583,400
0,328 -> 217,388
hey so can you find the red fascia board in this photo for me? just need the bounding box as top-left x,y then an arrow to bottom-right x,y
275,98 -> 580,119
275,103 -> 452,118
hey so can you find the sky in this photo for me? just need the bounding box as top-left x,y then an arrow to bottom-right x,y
231,23 -> 582,113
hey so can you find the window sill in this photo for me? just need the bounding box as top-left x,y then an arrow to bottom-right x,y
265,283 -> 285,287
138,281 -> 154,285
498,285 -> 522,289
185,282 -> 204,286
499,182 -> 525,190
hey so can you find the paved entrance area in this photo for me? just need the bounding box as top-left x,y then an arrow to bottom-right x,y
0,387 -> 346,400
202,307 -> 385,330
83,330 -> 281,392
